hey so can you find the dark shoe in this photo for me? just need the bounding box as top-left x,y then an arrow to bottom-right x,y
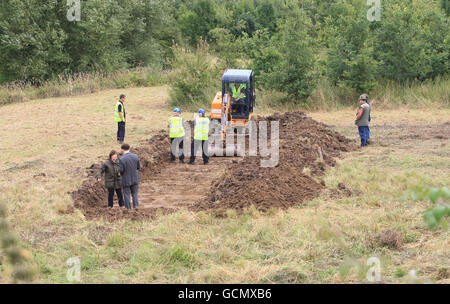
170,160 -> 175,163
188,162 -> 195,165
179,160 -> 185,164
203,162 -> 209,165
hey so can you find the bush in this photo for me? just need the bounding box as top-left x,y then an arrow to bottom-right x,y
326,1 -> 378,92
168,42 -> 222,110
0,203 -> 35,283
267,7 -> 318,102
407,186 -> 450,230
373,0 -> 449,82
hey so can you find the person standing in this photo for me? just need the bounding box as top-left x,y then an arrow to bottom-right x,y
96,150 -> 124,208
168,108 -> 185,163
114,94 -> 126,144
355,95 -> 371,147
189,109 -> 210,165
362,94 -> 372,144
119,144 -> 141,210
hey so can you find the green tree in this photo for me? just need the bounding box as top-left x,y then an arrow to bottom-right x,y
247,29 -> 282,87
63,0 -> 127,74
178,0 -> 217,45
0,203 -> 35,283
374,0 -> 449,81
442,0 -> 450,16
209,28 -> 245,67
118,0 -> 179,68
255,0 -> 277,34
326,1 -> 378,92
268,7 -> 318,102
0,0 -> 69,82
168,42 -> 222,107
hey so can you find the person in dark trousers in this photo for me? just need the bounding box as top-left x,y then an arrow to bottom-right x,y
96,150 -> 124,208
355,95 -> 371,147
119,144 -> 141,210
114,94 -> 126,144
189,109 -> 210,165
168,108 -> 185,163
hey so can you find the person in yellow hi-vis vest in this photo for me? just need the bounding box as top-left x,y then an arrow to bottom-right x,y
230,83 -> 247,116
114,94 -> 127,144
188,109 -> 210,165
231,83 -> 246,101
168,108 -> 185,163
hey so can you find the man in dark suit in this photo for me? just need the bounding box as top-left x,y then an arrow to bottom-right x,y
119,144 -> 141,210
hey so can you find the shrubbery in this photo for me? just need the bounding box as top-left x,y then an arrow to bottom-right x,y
407,186 -> 450,230
0,0 -> 448,108
0,204 -> 35,283
168,42 -> 222,109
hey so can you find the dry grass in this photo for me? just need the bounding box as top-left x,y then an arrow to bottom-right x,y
0,68 -> 168,106
0,86 -> 449,283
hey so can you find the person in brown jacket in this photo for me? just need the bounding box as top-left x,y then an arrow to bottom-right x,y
96,150 -> 124,208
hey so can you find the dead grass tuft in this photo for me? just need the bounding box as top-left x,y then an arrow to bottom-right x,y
376,229 -> 404,250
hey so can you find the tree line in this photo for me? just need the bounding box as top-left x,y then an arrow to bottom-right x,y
0,0 -> 448,101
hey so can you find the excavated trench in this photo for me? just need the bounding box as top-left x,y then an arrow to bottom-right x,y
72,111 -> 356,221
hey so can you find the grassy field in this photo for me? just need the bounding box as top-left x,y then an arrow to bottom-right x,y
0,86 -> 449,283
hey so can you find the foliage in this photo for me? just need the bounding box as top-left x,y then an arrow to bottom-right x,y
0,203 -> 35,282
0,0 -> 448,106
168,42 -> 222,108
373,0 -> 449,82
178,0 -> 217,45
208,28 -> 245,68
407,186 -> 450,230
267,5 -> 318,101
0,0 -> 178,83
246,29 -> 282,87
326,1 -> 378,92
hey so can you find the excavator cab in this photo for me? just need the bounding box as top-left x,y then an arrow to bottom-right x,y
211,69 -> 255,127
209,69 -> 256,155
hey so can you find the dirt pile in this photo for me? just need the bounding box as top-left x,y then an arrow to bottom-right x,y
193,111 -> 356,215
71,130 -> 171,220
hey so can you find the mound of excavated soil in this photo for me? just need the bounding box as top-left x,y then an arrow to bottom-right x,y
72,111 -> 356,221
192,112 -> 356,215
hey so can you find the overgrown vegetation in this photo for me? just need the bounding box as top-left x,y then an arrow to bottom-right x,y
407,186 -> 450,230
0,0 -> 448,108
168,43 -> 222,108
0,68 -> 168,106
0,203 -> 35,283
